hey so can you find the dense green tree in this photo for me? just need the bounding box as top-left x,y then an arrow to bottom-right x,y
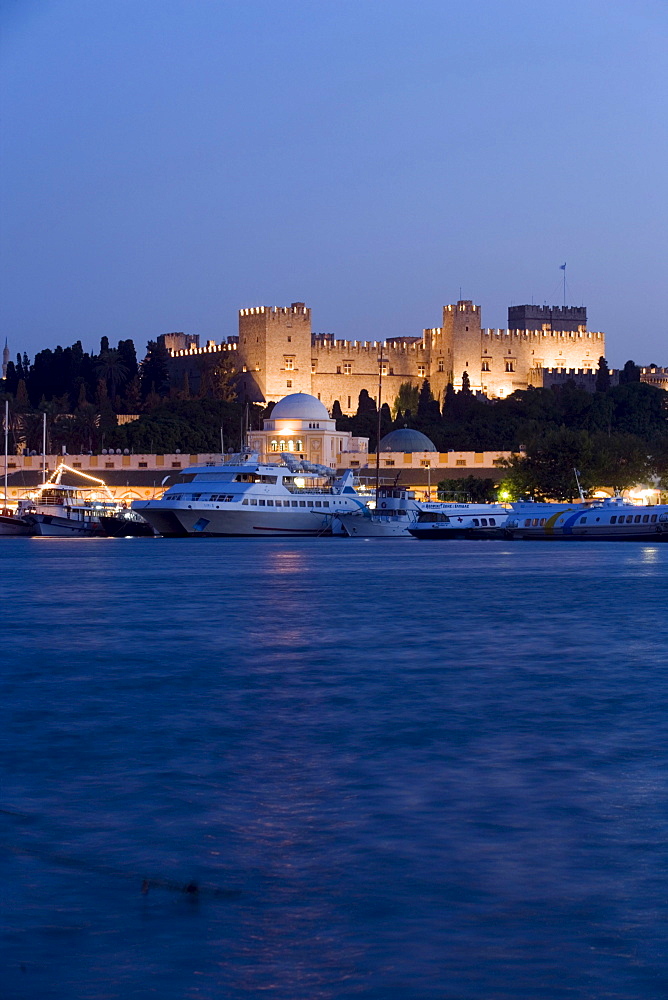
496,428 -> 595,501
437,476 -> 498,502
595,356 -> 611,392
140,341 -> 171,399
331,399 -> 343,419
417,379 -> 441,422
392,382 -> 419,419
589,432 -> 652,493
619,360 -> 641,384
96,349 -> 129,404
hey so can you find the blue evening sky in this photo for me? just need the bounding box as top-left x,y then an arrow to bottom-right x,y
1,0 -> 666,366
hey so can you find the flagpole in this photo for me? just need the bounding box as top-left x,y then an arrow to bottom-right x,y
562,263 -> 566,307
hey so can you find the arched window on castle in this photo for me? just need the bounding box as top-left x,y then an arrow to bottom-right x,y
481,360 -> 490,372
505,360 -> 515,372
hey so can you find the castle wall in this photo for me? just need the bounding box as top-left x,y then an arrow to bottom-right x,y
164,298 -> 607,410
310,338 -> 428,413
238,303 -> 312,400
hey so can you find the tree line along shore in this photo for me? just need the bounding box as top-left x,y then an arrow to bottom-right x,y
2,338 -> 666,502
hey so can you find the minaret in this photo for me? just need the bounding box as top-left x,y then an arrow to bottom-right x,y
2,339 -> 8,379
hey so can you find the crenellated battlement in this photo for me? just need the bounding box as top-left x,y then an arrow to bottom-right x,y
481,328 -> 603,341
311,338 -> 427,354
239,303 -> 310,319
165,296 -> 609,410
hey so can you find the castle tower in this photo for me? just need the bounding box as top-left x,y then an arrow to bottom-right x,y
441,300 -> 483,390
237,303 -> 312,402
2,338 -> 8,379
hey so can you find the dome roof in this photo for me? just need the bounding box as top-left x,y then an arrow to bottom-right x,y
270,393 -> 330,421
379,428 -> 437,452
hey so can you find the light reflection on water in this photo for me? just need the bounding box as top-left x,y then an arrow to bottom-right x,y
1,538 -> 668,999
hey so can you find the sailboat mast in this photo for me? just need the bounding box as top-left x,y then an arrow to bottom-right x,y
42,411 -> 47,477
375,353 -> 385,503
4,400 -> 8,506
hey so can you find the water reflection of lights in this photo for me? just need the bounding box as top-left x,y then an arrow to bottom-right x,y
269,551 -> 307,574
641,547 -> 659,562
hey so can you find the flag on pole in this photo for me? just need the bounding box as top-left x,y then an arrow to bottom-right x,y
560,263 -> 566,270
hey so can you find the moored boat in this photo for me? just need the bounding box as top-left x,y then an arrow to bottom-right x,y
505,498 -> 668,540
132,452 -> 374,537
0,507 -> 33,536
21,464 -> 125,537
99,509 -> 155,537
408,507 -> 510,539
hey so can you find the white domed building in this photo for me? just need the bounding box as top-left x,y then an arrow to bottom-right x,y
249,392 -> 368,468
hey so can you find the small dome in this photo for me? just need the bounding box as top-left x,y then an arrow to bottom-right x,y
271,392 -> 330,421
379,428 -> 437,452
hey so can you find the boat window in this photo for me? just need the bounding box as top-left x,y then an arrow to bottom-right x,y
258,500 -> 265,506
299,501 -> 306,507
610,516 -> 616,524
260,476 -> 277,484
250,499 -> 257,505
651,514 -> 657,522
242,499 -> 248,505
540,518 -> 546,526
266,500 -> 273,506
634,515 -> 641,523
472,518 -> 479,526
292,501 -> 298,507
579,517 -> 586,524
323,501 -> 329,507
489,518 -> 495,525
234,474 -> 258,482
642,514 -> 649,523
315,501 -> 321,507
626,515 -> 633,524
532,518 -> 539,526
481,518 -> 487,526
524,519 -> 531,527
307,501 -> 314,507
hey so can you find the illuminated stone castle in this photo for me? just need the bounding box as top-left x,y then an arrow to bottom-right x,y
165,299 -> 606,413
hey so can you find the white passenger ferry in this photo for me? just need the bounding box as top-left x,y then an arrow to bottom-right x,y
133,452 -> 373,537
505,498 -> 668,541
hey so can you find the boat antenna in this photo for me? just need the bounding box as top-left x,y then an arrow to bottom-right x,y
42,411 -> 47,478
220,425 -> 224,462
573,467 -> 585,502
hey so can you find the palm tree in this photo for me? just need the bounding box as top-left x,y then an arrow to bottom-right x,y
95,349 -> 128,403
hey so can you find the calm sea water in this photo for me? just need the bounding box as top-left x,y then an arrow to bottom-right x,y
2,537 -> 668,1000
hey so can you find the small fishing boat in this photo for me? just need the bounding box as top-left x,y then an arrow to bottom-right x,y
22,464 -> 125,537
99,509 -> 155,537
0,507 -> 33,536
1,401 -> 32,534
408,508 -> 510,539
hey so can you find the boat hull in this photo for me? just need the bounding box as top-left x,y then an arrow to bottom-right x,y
134,502 -> 336,537
98,515 -> 155,537
336,514 -> 414,537
509,528 -> 668,541
0,514 -> 33,536
26,514 -> 105,537
408,525 -> 506,539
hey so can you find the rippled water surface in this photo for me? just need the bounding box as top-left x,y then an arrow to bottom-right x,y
2,537 -> 668,999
